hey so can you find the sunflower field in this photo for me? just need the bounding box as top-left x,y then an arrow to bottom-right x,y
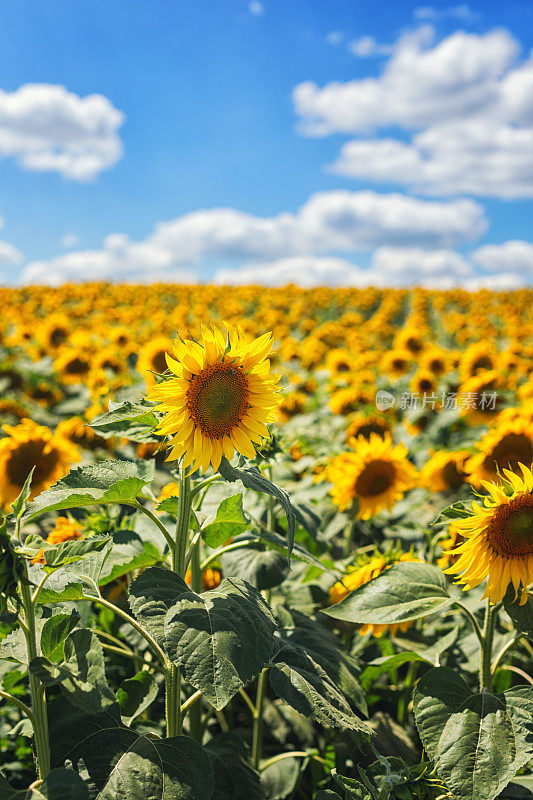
0,282 -> 532,800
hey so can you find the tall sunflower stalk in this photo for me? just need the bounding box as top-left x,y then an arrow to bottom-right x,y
147,321 -> 281,740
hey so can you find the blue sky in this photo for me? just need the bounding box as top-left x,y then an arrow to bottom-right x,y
1,0 -> 532,287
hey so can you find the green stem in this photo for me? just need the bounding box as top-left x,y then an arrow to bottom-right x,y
84,595 -> 168,665
165,664 -> 182,737
252,667 -> 269,770
189,474 -> 222,501
259,750 -> 328,772
133,500 -> 175,553
20,570 -> 50,780
454,601 -> 484,649
187,538 -> 203,741
481,600 -> 497,692
491,633 -> 523,674
0,689 -> 36,725
200,538 -> 261,571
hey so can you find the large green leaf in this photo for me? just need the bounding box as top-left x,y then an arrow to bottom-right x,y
323,562 -> 452,624
48,698 -> 214,800
269,645 -> 369,733
201,493 -> 249,548
31,541 -> 110,604
25,460 -> 155,520
414,667 -> 533,800
221,546 -> 289,590
276,607 -> 367,714
205,734 -> 264,800
0,609 -> 79,665
128,566 -> 188,650
164,577 -> 277,709
218,457 -> 296,560
30,628 -> 115,713
89,401 -> 160,442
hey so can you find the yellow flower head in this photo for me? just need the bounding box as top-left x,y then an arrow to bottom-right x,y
445,464 -> 533,605
0,419 -> 80,508
419,450 -> 470,492
325,433 -> 417,519
329,551 -> 420,637
466,418 -> 533,486
148,322 -> 281,474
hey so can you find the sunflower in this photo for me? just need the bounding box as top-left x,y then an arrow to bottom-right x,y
410,369 -> 438,397
380,349 -> 412,379
277,390 -> 307,422
420,346 -> 452,377
329,551 -> 420,636
457,370 -> 504,425
345,412 -> 393,442
148,322 -> 281,473
466,419 -> 533,486
444,465 -> 533,604
38,313 -> 71,351
56,416 -> 112,452
54,347 -> 92,384
137,337 -> 173,385
32,516 -> 84,564
325,433 -> 417,519
329,384 -> 375,415
419,450 -> 470,492
459,342 -> 497,382
0,419 -> 80,508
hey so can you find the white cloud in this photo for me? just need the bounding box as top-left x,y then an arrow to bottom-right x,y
472,240 -> 533,274
370,246 -> 473,288
465,272 -> 525,290
414,5 -> 479,23
214,256 -> 369,287
348,36 -> 393,58
0,83 -> 124,180
0,217 -> 23,267
60,232 -> 80,249
19,191 -> 486,285
294,26 -> 533,198
249,1 -> 263,16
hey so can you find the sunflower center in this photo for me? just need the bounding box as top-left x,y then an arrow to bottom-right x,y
50,327 -> 67,347
487,494 -> 533,557
355,460 -> 396,497
64,357 -> 90,377
356,421 -> 389,439
472,356 -> 493,373
5,441 -> 59,490
418,378 -> 433,393
187,361 -> 249,438
487,433 -> 533,474
442,459 -> 464,490
151,351 -> 168,374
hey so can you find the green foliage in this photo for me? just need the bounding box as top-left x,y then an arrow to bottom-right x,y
201,493 -> 249,548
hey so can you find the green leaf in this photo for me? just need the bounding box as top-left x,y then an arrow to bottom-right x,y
414,668 -> 533,800
164,576 -> 277,709
202,493 -> 249,548
10,467 -> 35,520
25,460 -> 155,521
218,457 -> 296,560
0,768 -> 90,800
40,611 -> 80,663
261,756 -> 302,800
39,535 -> 111,572
503,585 -> 533,640
129,566 -> 188,650
89,400 -> 161,441
323,562 -> 452,624
98,530 -> 161,586
205,734 -> 264,800
221,546 -> 289,590
48,698 -> 214,800
269,645 -> 369,733
433,501 -> 471,526
276,607 -> 367,715
30,628 -> 116,713
31,541 -> 110,604
117,670 -> 159,726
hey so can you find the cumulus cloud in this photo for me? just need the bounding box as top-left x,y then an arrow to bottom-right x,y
214,256 -> 372,287
20,190 -> 486,285
294,26 -> 533,198
0,218 -> 23,267
249,1 -> 263,16
0,83 -> 124,180
472,240 -> 533,275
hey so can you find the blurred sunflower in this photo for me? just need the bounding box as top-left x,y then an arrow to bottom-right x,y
54,348 -> 92,384
325,433 -> 417,519
420,346 -> 452,377
380,349 -> 412,379
457,370 -> 503,425
137,337 -> 173,385
459,342 -> 497,382
0,419 -> 80,508
148,322 -> 281,473
278,390 -> 307,422
444,465 -> 533,604
345,411 -> 393,442
410,369 -> 438,397
329,551 -> 420,636
419,450 -> 470,492
466,419 -> 533,486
